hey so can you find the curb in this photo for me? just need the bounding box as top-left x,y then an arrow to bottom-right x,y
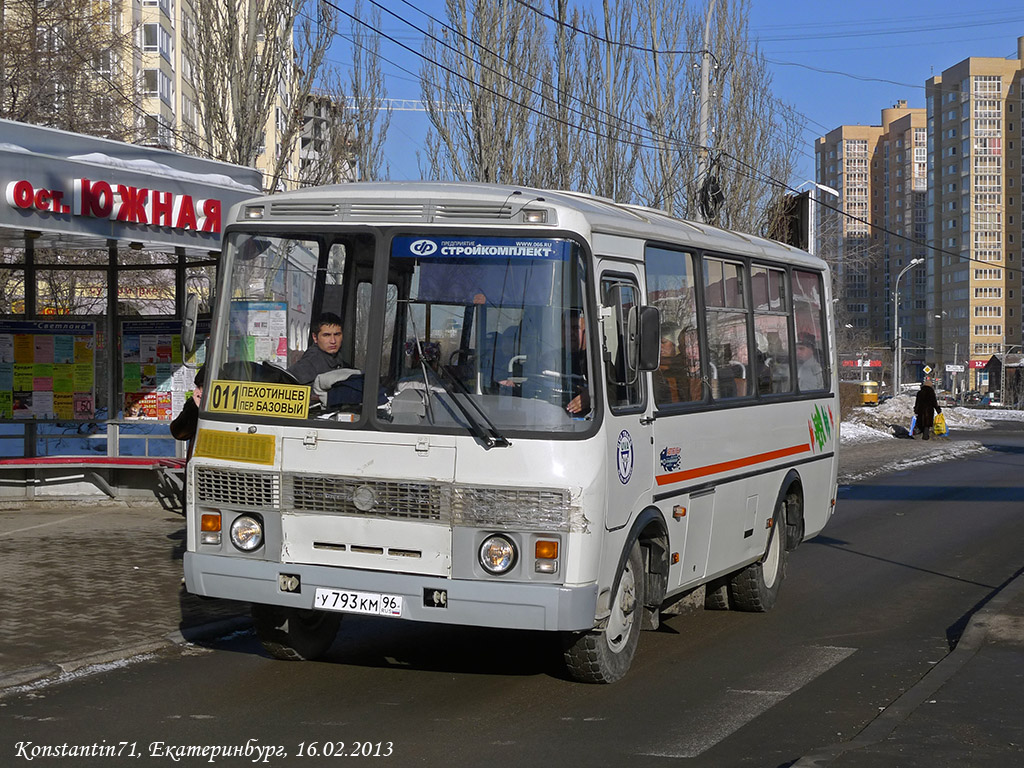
0,615 -> 251,697
792,565 -> 1024,766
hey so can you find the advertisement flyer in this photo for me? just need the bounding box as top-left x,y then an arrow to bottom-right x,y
0,321 -> 96,420
121,319 -> 208,421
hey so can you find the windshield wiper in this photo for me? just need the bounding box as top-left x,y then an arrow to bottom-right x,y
430,363 -> 511,449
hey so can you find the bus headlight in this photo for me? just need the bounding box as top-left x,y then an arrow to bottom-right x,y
229,514 -> 264,552
479,534 -> 517,574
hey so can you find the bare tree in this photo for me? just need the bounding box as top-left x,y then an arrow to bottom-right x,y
634,0 -> 801,232
635,0 -> 691,214
187,0 -> 337,190
343,0 -> 392,181
526,0 -> 585,192
1,0 -> 139,140
420,0 -> 548,183
575,0 -> 641,201
703,1 -> 801,232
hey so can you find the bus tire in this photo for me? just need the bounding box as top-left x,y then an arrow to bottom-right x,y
704,576 -> 731,610
562,542 -> 644,684
728,505 -> 788,612
251,604 -> 341,661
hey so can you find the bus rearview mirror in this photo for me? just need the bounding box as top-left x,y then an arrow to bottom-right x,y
637,306 -> 661,372
182,292 -> 199,355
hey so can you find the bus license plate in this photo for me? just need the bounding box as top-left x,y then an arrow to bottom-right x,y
314,588 -> 403,617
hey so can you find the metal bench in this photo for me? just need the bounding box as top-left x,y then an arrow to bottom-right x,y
0,455 -> 187,501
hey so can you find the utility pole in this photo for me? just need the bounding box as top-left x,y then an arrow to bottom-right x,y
893,258 -> 924,395
953,341 -> 959,399
695,0 -> 717,224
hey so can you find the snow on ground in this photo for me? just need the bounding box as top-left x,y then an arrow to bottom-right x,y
836,395 -> 1023,482
840,421 -> 893,444
841,393 -> 1024,442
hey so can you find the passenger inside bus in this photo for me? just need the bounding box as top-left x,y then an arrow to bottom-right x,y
796,334 -> 824,390
654,321 -> 698,404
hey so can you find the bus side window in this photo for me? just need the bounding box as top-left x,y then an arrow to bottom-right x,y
751,266 -> 794,395
793,270 -> 829,391
645,246 -> 704,406
704,257 -> 752,400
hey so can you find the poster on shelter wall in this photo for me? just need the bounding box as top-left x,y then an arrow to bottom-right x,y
228,301 -> 289,366
0,321 -> 96,420
121,319 -> 208,421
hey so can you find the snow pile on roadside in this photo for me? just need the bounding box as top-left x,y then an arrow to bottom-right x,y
844,395 -> 996,436
840,421 -> 894,444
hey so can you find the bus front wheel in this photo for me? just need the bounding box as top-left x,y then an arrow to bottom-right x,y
562,542 -> 644,684
251,604 -> 341,661
728,503 -> 788,612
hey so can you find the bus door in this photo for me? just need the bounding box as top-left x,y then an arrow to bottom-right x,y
599,268 -> 654,531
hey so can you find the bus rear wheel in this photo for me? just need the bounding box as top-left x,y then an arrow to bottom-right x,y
728,503 -> 788,612
562,542 -> 644,684
251,604 -> 341,661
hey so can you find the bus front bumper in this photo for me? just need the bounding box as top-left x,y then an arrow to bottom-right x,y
184,552 -> 599,632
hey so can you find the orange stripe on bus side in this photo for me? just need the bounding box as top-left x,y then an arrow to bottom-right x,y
655,443 -> 812,486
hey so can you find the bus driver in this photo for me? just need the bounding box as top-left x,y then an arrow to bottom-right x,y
288,312 -> 350,385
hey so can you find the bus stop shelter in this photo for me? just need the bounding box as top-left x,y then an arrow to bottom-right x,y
0,119 -> 261,499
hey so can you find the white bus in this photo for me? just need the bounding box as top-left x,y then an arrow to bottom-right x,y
184,182 -> 839,683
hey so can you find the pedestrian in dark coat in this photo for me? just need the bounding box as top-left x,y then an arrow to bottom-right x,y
913,380 -> 941,440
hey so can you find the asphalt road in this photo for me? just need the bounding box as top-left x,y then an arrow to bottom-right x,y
4,425 -> 1024,768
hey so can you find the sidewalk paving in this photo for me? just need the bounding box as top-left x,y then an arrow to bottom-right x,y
0,500 -> 247,688
0,434 -> 1022,767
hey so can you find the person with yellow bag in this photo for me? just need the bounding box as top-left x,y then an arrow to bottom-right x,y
913,379 -> 942,440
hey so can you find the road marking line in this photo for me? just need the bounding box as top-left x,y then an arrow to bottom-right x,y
642,645 -> 856,759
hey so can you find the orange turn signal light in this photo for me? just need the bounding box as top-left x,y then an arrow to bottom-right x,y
535,540 -> 559,559
201,513 -> 222,532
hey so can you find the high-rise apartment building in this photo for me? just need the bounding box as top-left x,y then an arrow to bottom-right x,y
134,0 -> 324,191
927,38 -> 1024,394
816,102 -> 928,384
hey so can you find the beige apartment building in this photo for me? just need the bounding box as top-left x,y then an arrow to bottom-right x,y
134,0 -> 307,190
816,101 -> 928,386
927,38 -> 1024,395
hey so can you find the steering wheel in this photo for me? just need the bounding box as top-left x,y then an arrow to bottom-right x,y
449,349 -> 475,367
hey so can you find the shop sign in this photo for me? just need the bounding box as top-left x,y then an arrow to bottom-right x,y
4,177 -> 222,233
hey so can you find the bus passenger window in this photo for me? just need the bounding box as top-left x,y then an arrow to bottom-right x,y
645,246 -> 703,406
793,270 -> 829,391
704,258 -> 751,400
751,266 -> 793,395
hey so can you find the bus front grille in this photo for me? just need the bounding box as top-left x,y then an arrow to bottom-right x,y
452,486 -> 573,532
283,474 -> 450,522
195,468 -> 281,509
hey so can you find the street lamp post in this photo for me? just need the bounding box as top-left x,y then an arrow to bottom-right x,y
894,258 -> 925,394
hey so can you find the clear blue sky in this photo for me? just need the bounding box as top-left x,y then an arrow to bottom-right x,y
329,0 -> 1024,186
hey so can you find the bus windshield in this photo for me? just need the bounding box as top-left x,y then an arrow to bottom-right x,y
383,235 -> 592,435
210,231 -> 593,435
